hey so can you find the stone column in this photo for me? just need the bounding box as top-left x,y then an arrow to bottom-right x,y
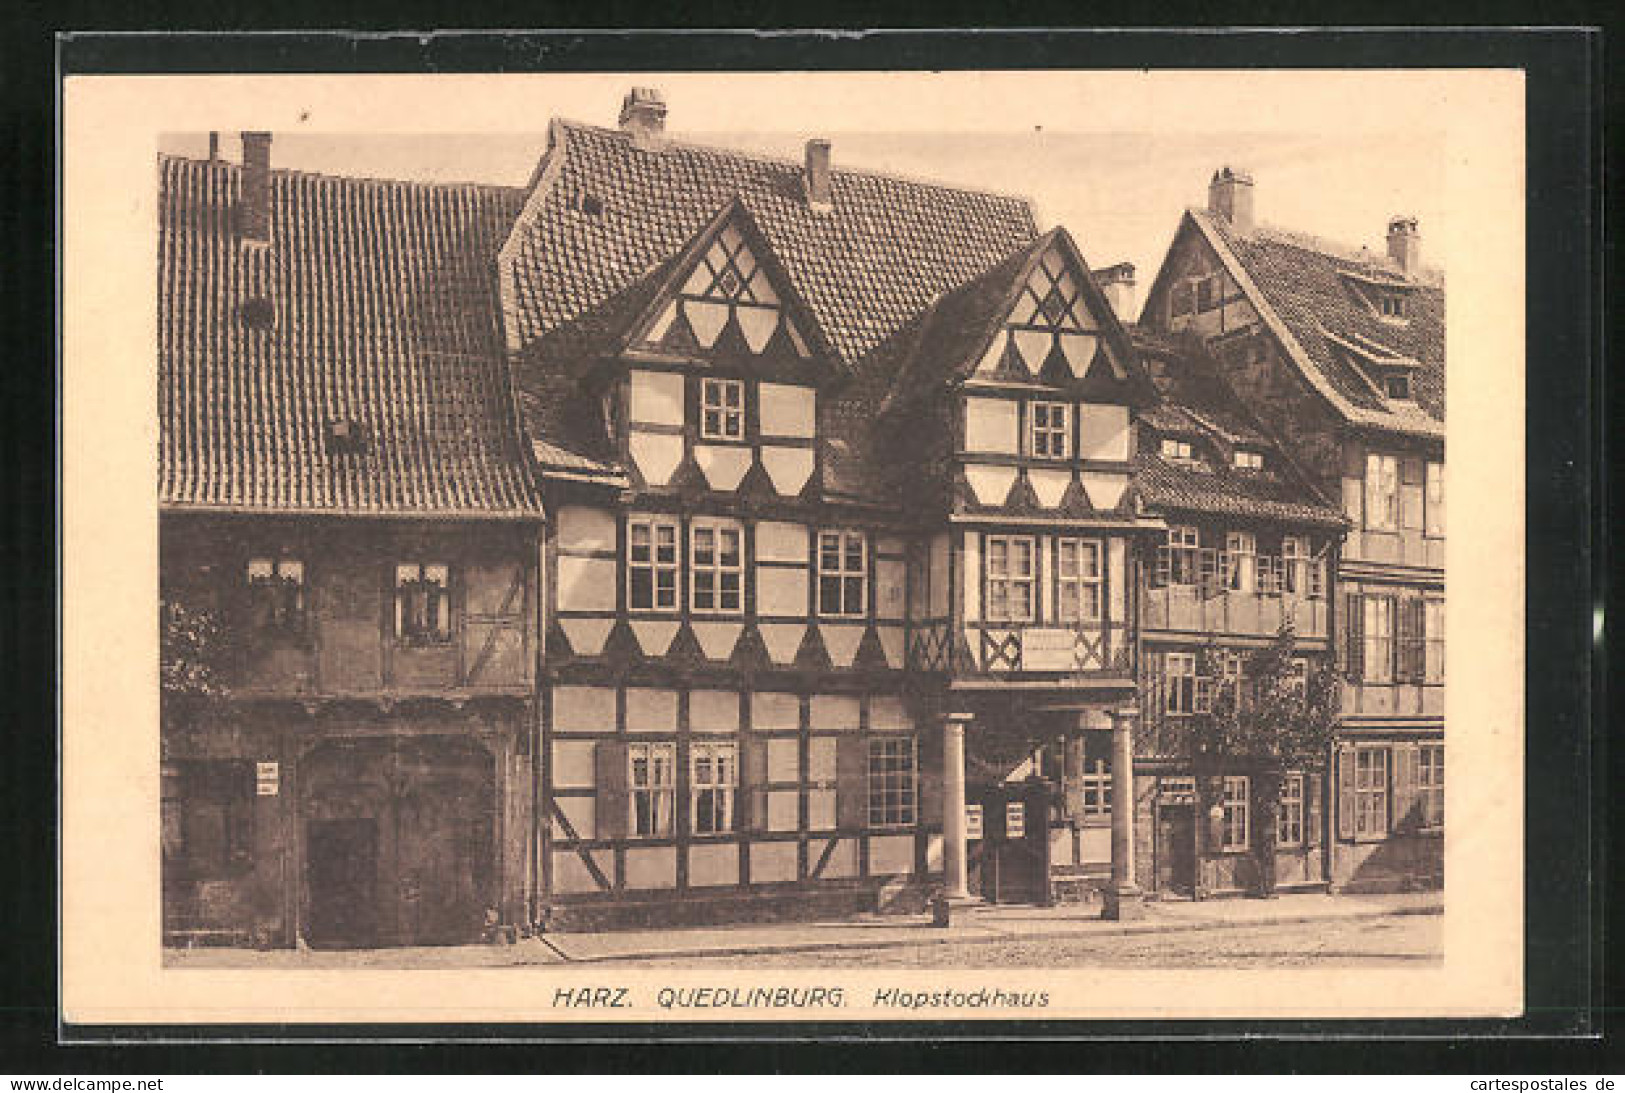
941,713 -> 972,901
1101,706 -> 1144,920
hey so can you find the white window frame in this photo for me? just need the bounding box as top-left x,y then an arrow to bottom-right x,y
1233,449 -> 1264,470
1055,538 -> 1102,624
1424,598 -> 1446,684
1164,651 -> 1197,716
867,736 -> 918,829
1364,452 -> 1399,531
1161,437 -> 1195,463
1281,536 -> 1309,596
1225,531 -> 1257,593
1162,524 -> 1200,587
690,741 -> 738,835
1221,775 -> 1250,851
629,741 -> 677,838
816,529 -> 868,618
689,519 -> 744,615
1363,595 -> 1395,684
394,562 -> 452,644
1425,460 -> 1445,537
1379,291 -> 1409,320
1277,773 -> 1306,847
699,377 -> 745,441
985,534 -> 1036,623
246,557 -> 306,633
627,516 -> 680,612
1079,756 -> 1111,819
1354,746 -> 1390,838
1029,401 -> 1071,459
1417,745 -> 1445,831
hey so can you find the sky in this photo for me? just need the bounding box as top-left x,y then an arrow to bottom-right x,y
158,71 -> 1446,302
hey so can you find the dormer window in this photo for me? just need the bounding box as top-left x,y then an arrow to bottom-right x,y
1233,449 -> 1265,471
700,378 -> 745,440
1029,401 -> 1071,459
1382,372 -> 1413,401
1161,438 -> 1196,464
1378,291 -> 1409,320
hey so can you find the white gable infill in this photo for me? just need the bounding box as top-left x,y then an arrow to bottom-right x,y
620,198 -> 834,372
965,228 -> 1130,384
1182,210 -> 1442,441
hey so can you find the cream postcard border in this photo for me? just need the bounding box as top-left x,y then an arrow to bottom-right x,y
61,68 -> 1525,1024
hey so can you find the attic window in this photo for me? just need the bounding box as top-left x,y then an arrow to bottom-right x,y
325,419 -> 369,456
1382,372 -> 1413,401
1161,438 -> 1197,464
1233,449 -> 1265,471
1378,292 -> 1409,320
241,296 -> 274,330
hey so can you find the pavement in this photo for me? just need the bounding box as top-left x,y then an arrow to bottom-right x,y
164,890 -> 1441,969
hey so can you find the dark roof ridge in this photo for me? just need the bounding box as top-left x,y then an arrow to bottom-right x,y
552,117 -> 1040,217
159,151 -> 528,198
1190,206 -> 1446,287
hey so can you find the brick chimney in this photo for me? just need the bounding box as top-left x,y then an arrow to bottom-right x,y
1387,215 -> 1421,275
1093,262 -> 1137,320
239,132 -> 272,245
804,139 -> 833,212
1207,165 -> 1254,233
618,87 -> 668,150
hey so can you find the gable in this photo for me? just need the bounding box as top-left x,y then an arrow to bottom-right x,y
973,238 -> 1108,382
630,209 -> 818,364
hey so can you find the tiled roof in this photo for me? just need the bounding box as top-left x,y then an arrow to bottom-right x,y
158,156 -> 544,517
1190,209 -> 1444,439
498,121 -> 1041,497
1129,326 -> 1345,529
503,121 -> 1039,371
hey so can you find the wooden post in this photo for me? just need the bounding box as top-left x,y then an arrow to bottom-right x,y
1101,705 -> 1145,920
941,713 -> 972,901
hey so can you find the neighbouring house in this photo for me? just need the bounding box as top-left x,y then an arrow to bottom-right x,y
158,136 -> 546,948
1139,166 -> 1445,893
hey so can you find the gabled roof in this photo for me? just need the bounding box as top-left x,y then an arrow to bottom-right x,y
1129,326 -> 1346,530
1179,208 -> 1444,440
500,120 -> 1040,374
158,156 -> 544,518
887,227 -> 1156,404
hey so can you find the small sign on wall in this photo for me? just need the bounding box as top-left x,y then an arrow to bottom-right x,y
256,761 -> 280,797
965,803 -> 984,840
1005,801 -> 1026,839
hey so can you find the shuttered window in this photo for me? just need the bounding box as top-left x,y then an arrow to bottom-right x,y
1364,452 -> 1399,531
1362,595 -> 1396,683
1425,598 -> 1446,683
1418,745 -> 1445,830
1425,461 -> 1445,536
1353,746 -> 1390,838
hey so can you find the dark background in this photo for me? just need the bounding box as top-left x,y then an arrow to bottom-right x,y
3,21 -> 1608,1073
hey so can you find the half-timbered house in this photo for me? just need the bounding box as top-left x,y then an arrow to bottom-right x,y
1139,167 -> 1446,893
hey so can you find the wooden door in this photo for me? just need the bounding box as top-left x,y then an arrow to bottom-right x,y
305,819 -> 379,949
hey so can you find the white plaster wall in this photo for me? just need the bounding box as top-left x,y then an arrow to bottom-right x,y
689,689 -> 740,732
758,382 -> 817,437
552,685 -> 616,733
626,687 -> 678,732
551,741 -> 597,788
751,692 -> 801,732
963,396 -> 1018,454
755,521 -> 809,562
557,556 -> 617,611
628,369 -> 685,425
1079,403 -> 1131,460
687,843 -> 740,887
556,504 -> 617,551
625,847 -> 677,890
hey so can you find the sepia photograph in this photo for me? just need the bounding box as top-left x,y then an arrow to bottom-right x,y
60,65 -> 1525,1024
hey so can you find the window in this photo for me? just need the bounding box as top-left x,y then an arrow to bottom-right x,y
1424,599 -> 1445,683
1055,538 -> 1102,623
1161,438 -> 1196,463
690,520 -> 743,614
1164,652 -> 1197,716
1379,292 -> 1409,320
1233,449 -> 1264,470
1221,775 -> 1250,851
246,557 -> 305,634
985,535 -> 1036,623
1197,650 -> 1241,714
629,742 -> 677,837
867,737 -> 917,828
1364,452 -> 1399,530
817,530 -> 867,617
1159,525 -> 1200,587
1277,773 -> 1305,847
395,563 -> 451,643
1079,757 -> 1111,818
1196,275 -> 1221,312
161,761 -> 254,880
1030,401 -> 1071,459
1425,460 -> 1445,536
1281,536 -> 1308,596
1225,531 -> 1256,593
628,516 -> 680,611
1382,372 -> 1412,401
690,742 -> 738,834
1353,746 -> 1390,838
1286,657 -> 1310,698
700,378 -> 745,441
1417,745 -> 1444,830
1362,595 -> 1395,683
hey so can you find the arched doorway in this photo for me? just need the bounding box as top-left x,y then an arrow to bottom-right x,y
301,736 -> 495,948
